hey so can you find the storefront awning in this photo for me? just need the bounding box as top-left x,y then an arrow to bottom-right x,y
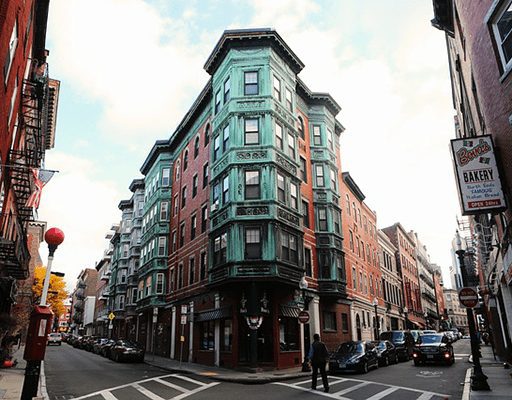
195,306 -> 232,322
279,305 -> 301,318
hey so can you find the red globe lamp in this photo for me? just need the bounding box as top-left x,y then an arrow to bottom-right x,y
45,227 -> 64,256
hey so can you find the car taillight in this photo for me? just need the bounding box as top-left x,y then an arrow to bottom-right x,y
444,353 -> 450,358
413,353 -> 418,358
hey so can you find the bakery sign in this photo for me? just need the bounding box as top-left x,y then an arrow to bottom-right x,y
451,135 -> 506,215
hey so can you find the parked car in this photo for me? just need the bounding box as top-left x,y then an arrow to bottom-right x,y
379,331 -> 415,362
372,340 -> 398,366
328,341 -> 379,374
47,332 -> 62,346
99,339 -> 116,358
410,330 -> 422,344
421,330 -> 437,335
92,338 -> 110,355
444,331 -> 456,343
450,328 -> 462,340
108,340 -> 145,363
82,336 -> 99,352
412,333 -> 455,366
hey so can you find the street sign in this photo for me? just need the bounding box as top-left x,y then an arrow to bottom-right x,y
181,315 -> 187,325
298,310 -> 310,324
108,312 -> 115,320
181,305 -> 188,314
459,287 -> 478,308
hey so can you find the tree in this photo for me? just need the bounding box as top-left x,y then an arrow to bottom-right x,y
32,266 -> 68,317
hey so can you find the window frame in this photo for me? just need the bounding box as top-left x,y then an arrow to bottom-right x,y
244,71 -> 258,95
273,75 -> 281,101
245,227 -> 262,260
244,118 -> 259,145
313,125 -> 322,146
245,170 -> 260,200
490,1 -> 512,74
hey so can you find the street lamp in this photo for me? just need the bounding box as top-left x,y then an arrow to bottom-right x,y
299,276 -> 311,372
455,230 -> 490,391
22,227 -> 64,400
372,298 -> 379,340
403,307 -> 408,330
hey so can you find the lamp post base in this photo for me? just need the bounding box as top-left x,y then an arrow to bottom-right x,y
471,370 -> 490,391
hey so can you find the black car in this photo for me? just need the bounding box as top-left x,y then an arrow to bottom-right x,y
371,340 -> 398,366
329,341 -> 379,374
412,334 -> 454,366
379,331 -> 415,362
92,338 -> 110,355
109,340 -> 145,363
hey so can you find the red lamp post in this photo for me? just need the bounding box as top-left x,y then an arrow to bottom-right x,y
21,227 -> 64,400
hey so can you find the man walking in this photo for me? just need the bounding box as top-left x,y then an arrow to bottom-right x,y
308,333 -> 329,392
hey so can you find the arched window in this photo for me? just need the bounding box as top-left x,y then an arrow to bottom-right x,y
183,150 -> 189,171
175,160 -> 181,181
204,124 -> 210,147
194,136 -> 200,158
297,116 -> 305,139
346,194 -> 351,216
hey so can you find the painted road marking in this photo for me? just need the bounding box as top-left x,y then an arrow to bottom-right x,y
132,383 -> 166,400
365,386 -> 399,400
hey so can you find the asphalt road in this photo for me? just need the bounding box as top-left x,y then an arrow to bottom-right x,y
44,339 -> 472,399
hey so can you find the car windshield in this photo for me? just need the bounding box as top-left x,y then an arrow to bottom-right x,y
336,342 -> 364,354
420,335 -> 443,344
373,341 -> 386,349
381,332 -> 404,341
118,341 -> 138,348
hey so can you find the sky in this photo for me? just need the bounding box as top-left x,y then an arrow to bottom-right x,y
38,0 -> 460,291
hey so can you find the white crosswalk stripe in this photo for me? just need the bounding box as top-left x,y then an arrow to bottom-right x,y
273,376 -> 450,399
73,373 -> 219,400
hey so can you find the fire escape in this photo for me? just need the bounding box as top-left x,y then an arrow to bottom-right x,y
0,62 -> 56,280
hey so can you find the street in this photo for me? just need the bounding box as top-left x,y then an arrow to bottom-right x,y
43,340 -> 472,399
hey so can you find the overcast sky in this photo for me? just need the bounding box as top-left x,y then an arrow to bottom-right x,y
39,0 -> 459,291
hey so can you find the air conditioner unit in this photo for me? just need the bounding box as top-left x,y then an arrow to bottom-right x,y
211,201 -> 219,212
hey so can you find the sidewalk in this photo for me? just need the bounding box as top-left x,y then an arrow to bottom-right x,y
465,345 -> 512,400
144,353 -> 311,384
0,345 -> 26,400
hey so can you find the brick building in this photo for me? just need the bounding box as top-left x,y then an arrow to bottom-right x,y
432,0 -> 512,359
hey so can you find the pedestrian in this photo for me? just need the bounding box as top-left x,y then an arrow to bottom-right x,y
308,333 -> 329,393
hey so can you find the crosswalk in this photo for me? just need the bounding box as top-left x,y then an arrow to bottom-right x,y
273,376 -> 450,399
72,373 -> 219,400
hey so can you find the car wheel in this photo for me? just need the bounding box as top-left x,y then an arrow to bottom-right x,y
384,356 -> 389,367
361,362 -> 368,374
414,359 -> 421,366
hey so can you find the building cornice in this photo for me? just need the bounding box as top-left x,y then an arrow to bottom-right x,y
342,172 -> 365,201
296,77 -> 342,116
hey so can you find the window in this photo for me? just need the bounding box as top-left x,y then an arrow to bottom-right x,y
201,205 -> 208,232
223,124 -> 230,152
281,231 -> 298,263
156,273 -> 164,294
318,207 -> 327,231
320,252 -> 330,279
315,165 -> 325,187
221,320 -> 232,351
273,75 -> 281,100
285,87 -> 292,111
492,2 -> 512,71
181,186 -> 187,208
214,232 -> 227,264
200,321 -> 215,350
277,173 -> 285,202
214,135 -> 220,161
189,257 -> 195,285
245,228 -> 261,259
190,215 -> 197,240
200,252 -> 207,280
275,122 -> 283,149
160,202 -> 169,221
194,136 -> 200,158
313,125 -> 322,145
174,195 -> 179,216
290,182 -> 298,209
224,77 -> 230,102
172,231 -> 177,252
132,288 -> 138,304
183,150 -> 189,171
334,210 -> 341,234
245,170 -> 260,199
346,195 -> 351,216
215,89 -> 221,114
178,264 -> 184,289
244,71 -> 258,95
8,78 -> 18,126
145,276 -> 152,296
341,313 -> 349,332
352,267 -> 357,289
158,237 -> 166,256
4,21 -> 18,83
330,169 -> 337,191
192,174 -> 198,198
175,160 -> 181,182
323,311 -> 336,331
119,295 -> 125,310
287,132 -> 295,158
213,182 -> 220,205
300,157 -> 307,182
305,248 -> 312,276
279,317 -> 299,351
162,168 -> 170,186
138,281 -> 144,299
302,200 -> 310,228
180,222 -> 185,247
204,124 -> 210,146
203,163 -> 208,188
327,129 -> 334,150
222,176 -> 229,204
297,116 -> 305,139
244,118 -> 259,145
349,230 -> 354,251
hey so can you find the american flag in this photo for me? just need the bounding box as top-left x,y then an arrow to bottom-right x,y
26,168 -> 55,208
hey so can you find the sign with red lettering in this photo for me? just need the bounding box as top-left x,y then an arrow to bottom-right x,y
458,287 -> 478,308
451,135 -> 506,215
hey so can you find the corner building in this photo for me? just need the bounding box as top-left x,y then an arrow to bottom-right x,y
145,29 -> 348,370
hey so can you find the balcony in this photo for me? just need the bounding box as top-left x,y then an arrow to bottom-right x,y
0,217 -> 30,279
318,279 -> 347,299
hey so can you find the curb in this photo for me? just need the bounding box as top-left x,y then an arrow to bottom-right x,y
39,361 -> 50,400
461,367 -> 472,400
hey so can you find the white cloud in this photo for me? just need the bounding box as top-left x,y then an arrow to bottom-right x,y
37,151 -> 122,290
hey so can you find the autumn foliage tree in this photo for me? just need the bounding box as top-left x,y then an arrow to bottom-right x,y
32,266 -> 68,317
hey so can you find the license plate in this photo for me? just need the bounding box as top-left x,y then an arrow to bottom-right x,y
427,355 -> 434,359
